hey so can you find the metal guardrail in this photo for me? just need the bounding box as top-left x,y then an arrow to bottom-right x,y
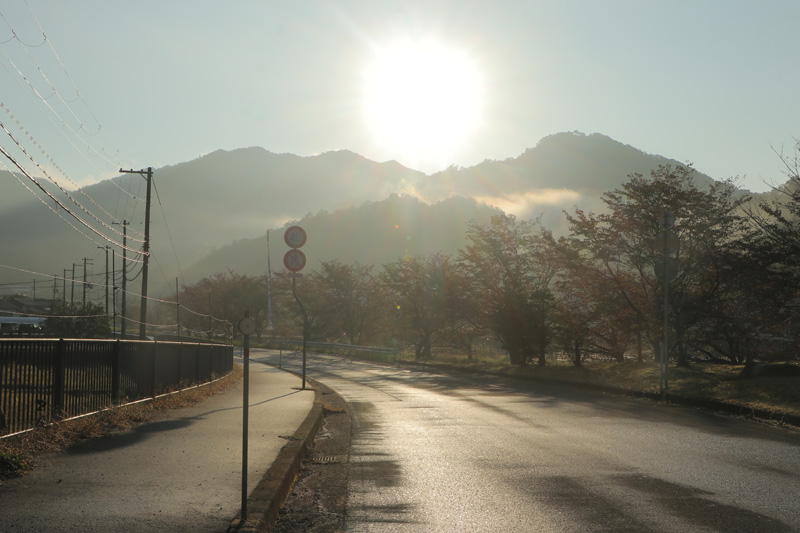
264,339 -> 397,357
0,338 -> 233,436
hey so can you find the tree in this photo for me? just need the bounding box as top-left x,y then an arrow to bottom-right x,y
560,165 -> 748,367
459,214 -> 557,366
44,303 -> 111,339
310,260 -> 387,345
178,271 -> 266,340
736,139 -> 800,362
381,254 -> 453,361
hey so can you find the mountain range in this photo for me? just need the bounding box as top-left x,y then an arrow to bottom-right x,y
0,132 -> 773,296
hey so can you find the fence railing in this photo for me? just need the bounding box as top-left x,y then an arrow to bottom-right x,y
0,338 -> 233,436
263,339 -> 397,358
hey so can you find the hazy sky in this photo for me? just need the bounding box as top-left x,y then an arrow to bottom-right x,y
1,0 -> 798,193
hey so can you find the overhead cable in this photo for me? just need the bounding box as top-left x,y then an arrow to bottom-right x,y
0,135 -> 144,254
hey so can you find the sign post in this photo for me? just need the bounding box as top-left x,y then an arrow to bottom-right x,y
284,226 -> 308,389
657,211 -> 676,395
237,312 -> 256,522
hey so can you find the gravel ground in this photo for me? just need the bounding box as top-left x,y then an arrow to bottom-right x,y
273,384 -> 351,532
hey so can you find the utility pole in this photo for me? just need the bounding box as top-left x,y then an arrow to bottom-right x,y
98,246 -> 109,314
52,274 -> 57,304
82,257 -> 93,307
112,250 -> 117,338
175,277 -> 180,338
71,263 -> 76,306
119,167 -> 153,340
62,268 -> 68,305
113,220 -> 128,337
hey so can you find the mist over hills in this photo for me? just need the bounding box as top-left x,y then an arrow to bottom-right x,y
0,131 -> 767,294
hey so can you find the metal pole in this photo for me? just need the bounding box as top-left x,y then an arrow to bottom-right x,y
176,277 -> 180,338
663,241 -> 670,393
659,210 -> 674,395
241,312 -> 250,521
292,274 -> 307,389
112,251 -> 117,339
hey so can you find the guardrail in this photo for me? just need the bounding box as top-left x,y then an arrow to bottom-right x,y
0,338 -> 233,436
264,339 -> 397,358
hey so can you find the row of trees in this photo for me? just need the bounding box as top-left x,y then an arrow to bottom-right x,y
173,157 -> 800,367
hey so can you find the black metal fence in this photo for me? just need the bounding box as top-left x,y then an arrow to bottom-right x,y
0,339 -> 233,436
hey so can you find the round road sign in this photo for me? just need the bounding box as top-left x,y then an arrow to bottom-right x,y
238,316 -> 256,336
284,226 -> 307,248
284,249 -> 306,272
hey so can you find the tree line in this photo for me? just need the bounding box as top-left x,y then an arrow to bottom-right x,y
174,156 -> 800,368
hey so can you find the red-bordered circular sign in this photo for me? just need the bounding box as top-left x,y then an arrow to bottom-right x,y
284,226 -> 307,248
284,249 -> 306,272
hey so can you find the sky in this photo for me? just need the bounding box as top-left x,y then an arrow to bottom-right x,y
1,0 -> 799,194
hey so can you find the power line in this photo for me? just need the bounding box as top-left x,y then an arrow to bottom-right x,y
0,101 -> 145,243
0,99 -> 142,231
0,261 -> 230,325
0,128 -> 145,254
24,0 -> 123,156
1,3 -> 146,224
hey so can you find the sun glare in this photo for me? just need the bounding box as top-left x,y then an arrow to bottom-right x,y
362,39 -> 483,171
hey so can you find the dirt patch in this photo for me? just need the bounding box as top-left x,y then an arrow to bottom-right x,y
273,384 -> 351,532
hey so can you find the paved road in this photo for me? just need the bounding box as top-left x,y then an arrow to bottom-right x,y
0,355 -> 315,532
259,351 -> 800,532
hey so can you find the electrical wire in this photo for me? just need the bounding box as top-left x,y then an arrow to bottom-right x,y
1,101 -> 145,243
0,127 -> 144,254
152,177 -> 185,285
25,0 -> 123,154
0,262 -> 231,326
0,7 -> 144,217
0,99 -> 141,232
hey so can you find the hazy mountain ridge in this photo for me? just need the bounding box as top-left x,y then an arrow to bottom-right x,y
0,132 -> 776,292
183,194 -> 503,283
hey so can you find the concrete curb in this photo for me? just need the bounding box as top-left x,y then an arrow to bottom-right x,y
228,378 -> 325,533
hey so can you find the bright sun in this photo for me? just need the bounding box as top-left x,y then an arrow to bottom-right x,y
362,39 -> 483,170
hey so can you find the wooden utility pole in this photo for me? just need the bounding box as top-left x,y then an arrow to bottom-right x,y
175,277 -> 180,338
71,263 -> 75,306
98,246 -> 109,314
119,167 -> 153,340
82,257 -> 93,307
113,220 -> 128,337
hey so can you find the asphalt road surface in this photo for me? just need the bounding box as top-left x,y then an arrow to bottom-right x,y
258,350 -> 800,532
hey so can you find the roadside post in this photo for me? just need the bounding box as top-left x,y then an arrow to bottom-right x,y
284,226 -> 308,389
656,210 -> 677,396
237,312 -> 256,522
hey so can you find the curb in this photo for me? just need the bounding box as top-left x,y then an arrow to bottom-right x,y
227,377 -> 326,533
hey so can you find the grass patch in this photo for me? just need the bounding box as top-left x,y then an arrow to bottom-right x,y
0,365 -> 242,483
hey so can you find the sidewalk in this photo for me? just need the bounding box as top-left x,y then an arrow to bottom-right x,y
0,353 -> 318,532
